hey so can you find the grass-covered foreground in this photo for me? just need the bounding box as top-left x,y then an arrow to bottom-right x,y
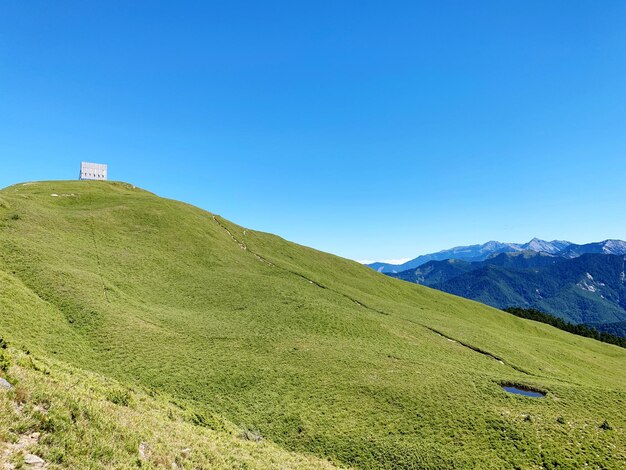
0,343 -> 336,468
0,181 -> 625,468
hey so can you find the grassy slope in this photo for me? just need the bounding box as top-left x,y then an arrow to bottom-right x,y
0,345 -> 336,469
0,181 -> 625,468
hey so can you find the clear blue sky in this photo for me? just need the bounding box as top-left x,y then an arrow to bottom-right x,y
2,1 -> 626,262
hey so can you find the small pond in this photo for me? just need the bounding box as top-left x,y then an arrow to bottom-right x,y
501,385 -> 545,398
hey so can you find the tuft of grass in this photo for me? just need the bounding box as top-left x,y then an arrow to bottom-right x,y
12,384 -> 29,405
106,388 -> 132,407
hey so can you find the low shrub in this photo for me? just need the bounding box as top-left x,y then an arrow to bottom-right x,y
107,388 -> 131,406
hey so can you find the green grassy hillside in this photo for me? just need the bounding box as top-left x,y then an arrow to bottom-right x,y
0,344 -> 336,469
1,181 -> 625,468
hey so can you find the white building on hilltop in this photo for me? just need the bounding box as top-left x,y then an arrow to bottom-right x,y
79,162 -> 108,181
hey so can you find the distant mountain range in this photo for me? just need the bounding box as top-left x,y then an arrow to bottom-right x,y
368,238 -> 626,273
369,239 -> 626,333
